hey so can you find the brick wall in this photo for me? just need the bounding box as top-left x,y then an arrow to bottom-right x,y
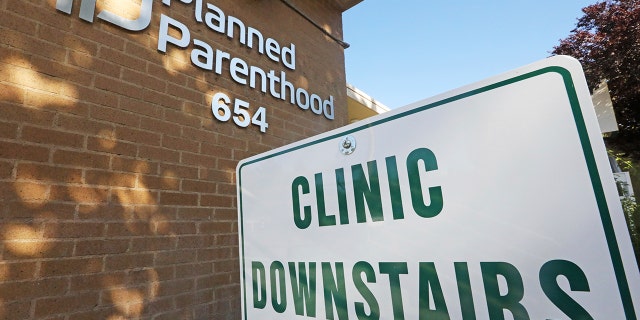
0,0 -> 349,318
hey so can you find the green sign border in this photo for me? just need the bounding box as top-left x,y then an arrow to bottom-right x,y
237,65 -> 637,319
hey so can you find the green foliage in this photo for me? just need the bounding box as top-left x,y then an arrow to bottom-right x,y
621,196 -> 640,264
553,0 -> 640,161
555,0 -> 640,265
613,160 -> 640,265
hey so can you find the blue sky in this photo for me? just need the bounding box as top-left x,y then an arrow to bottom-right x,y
343,0 -> 595,108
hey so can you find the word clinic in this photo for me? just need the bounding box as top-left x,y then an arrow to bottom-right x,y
291,147 -> 444,229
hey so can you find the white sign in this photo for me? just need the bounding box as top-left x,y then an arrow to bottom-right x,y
236,56 -> 640,319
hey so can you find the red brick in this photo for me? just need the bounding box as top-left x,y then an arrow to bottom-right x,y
157,278 -> 195,297
200,143 -> 233,159
111,157 -> 157,174
217,134 -> 247,150
0,160 -> 12,180
91,104 -> 141,127
49,185 -> 109,204
1,29 -> 66,61
158,163 -> 198,180
68,50 -> 121,79
155,250 -> 198,266
75,238 -> 130,256
111,188 -> 158,205
181,179 -> 215,194
200,195 -> 234,208
214,234 -> 238,247
124,40 -> 161,63
0,82 -> 25,105
0,300 -> 31,319
0,261 -> 37,281
216,182 -> 237,196
16,162 -> 83,184
0,141 -> 50,162
34,292 -> 101,318
69,273 -> 106,293
181,126 -> 218,143
95,75 -> 144,100
44,222 -> 105,239
196,273 -> 230,291
137,145 -> 180,163
38,240 -> 76,259
24,89 -> 78,109
0,278 -> 67,301
180,152 -> 216,167
199,222 -> 233,234
160,192 -> 198,206
176,235 -> 204,249
0,8 -> 37,35
115,125 -> 161,146
53,149 -> 111,169
145,56 -> 185,80
213,259 -> 238,274
105,253 -> 153,271
0,121 -> 18,140
162,134 -> 200,153
8,0 -> 68,28
176,207 -> 214,221
139,117 -> 181,136
67,308 -> 117,320
197,247 -> 233,262
85,169 -> 137,188
1,103 -> 56,128
87,136 -> 138,157
29,54 -> 94,86
8,181 -> 49,202
151,310 -> 183,320
98,46 -> 145,70
163,109 -> 201,127
80,85 -> 122,108
130,236 -> 175,253
142,89 -> 183,110
214,208 -> 238,221
122,68 -> 166,92
21,125 -> 85,148
204,120 -> 236,137
141,174 -> 180,191
183,100 -> 212,119
145,297 -> 175,317
200,168 -> 234,183
38,24 -> 98,56
105,222 -> 150,237
72,22 -> 125,51
120,96 -> 164,119
56,114 -> 114,136
217,159 -> 239,172
2,201 -> 76,221
170,221 -> 198,234
166,82 -> 203,103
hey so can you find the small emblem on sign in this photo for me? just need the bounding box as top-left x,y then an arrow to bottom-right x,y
339,135 -> 356,155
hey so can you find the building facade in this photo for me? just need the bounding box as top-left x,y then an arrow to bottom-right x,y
0,0 -> 361,318
347,83 -> 390,123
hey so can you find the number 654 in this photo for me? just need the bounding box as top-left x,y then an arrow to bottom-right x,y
211,92 -> 269,133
